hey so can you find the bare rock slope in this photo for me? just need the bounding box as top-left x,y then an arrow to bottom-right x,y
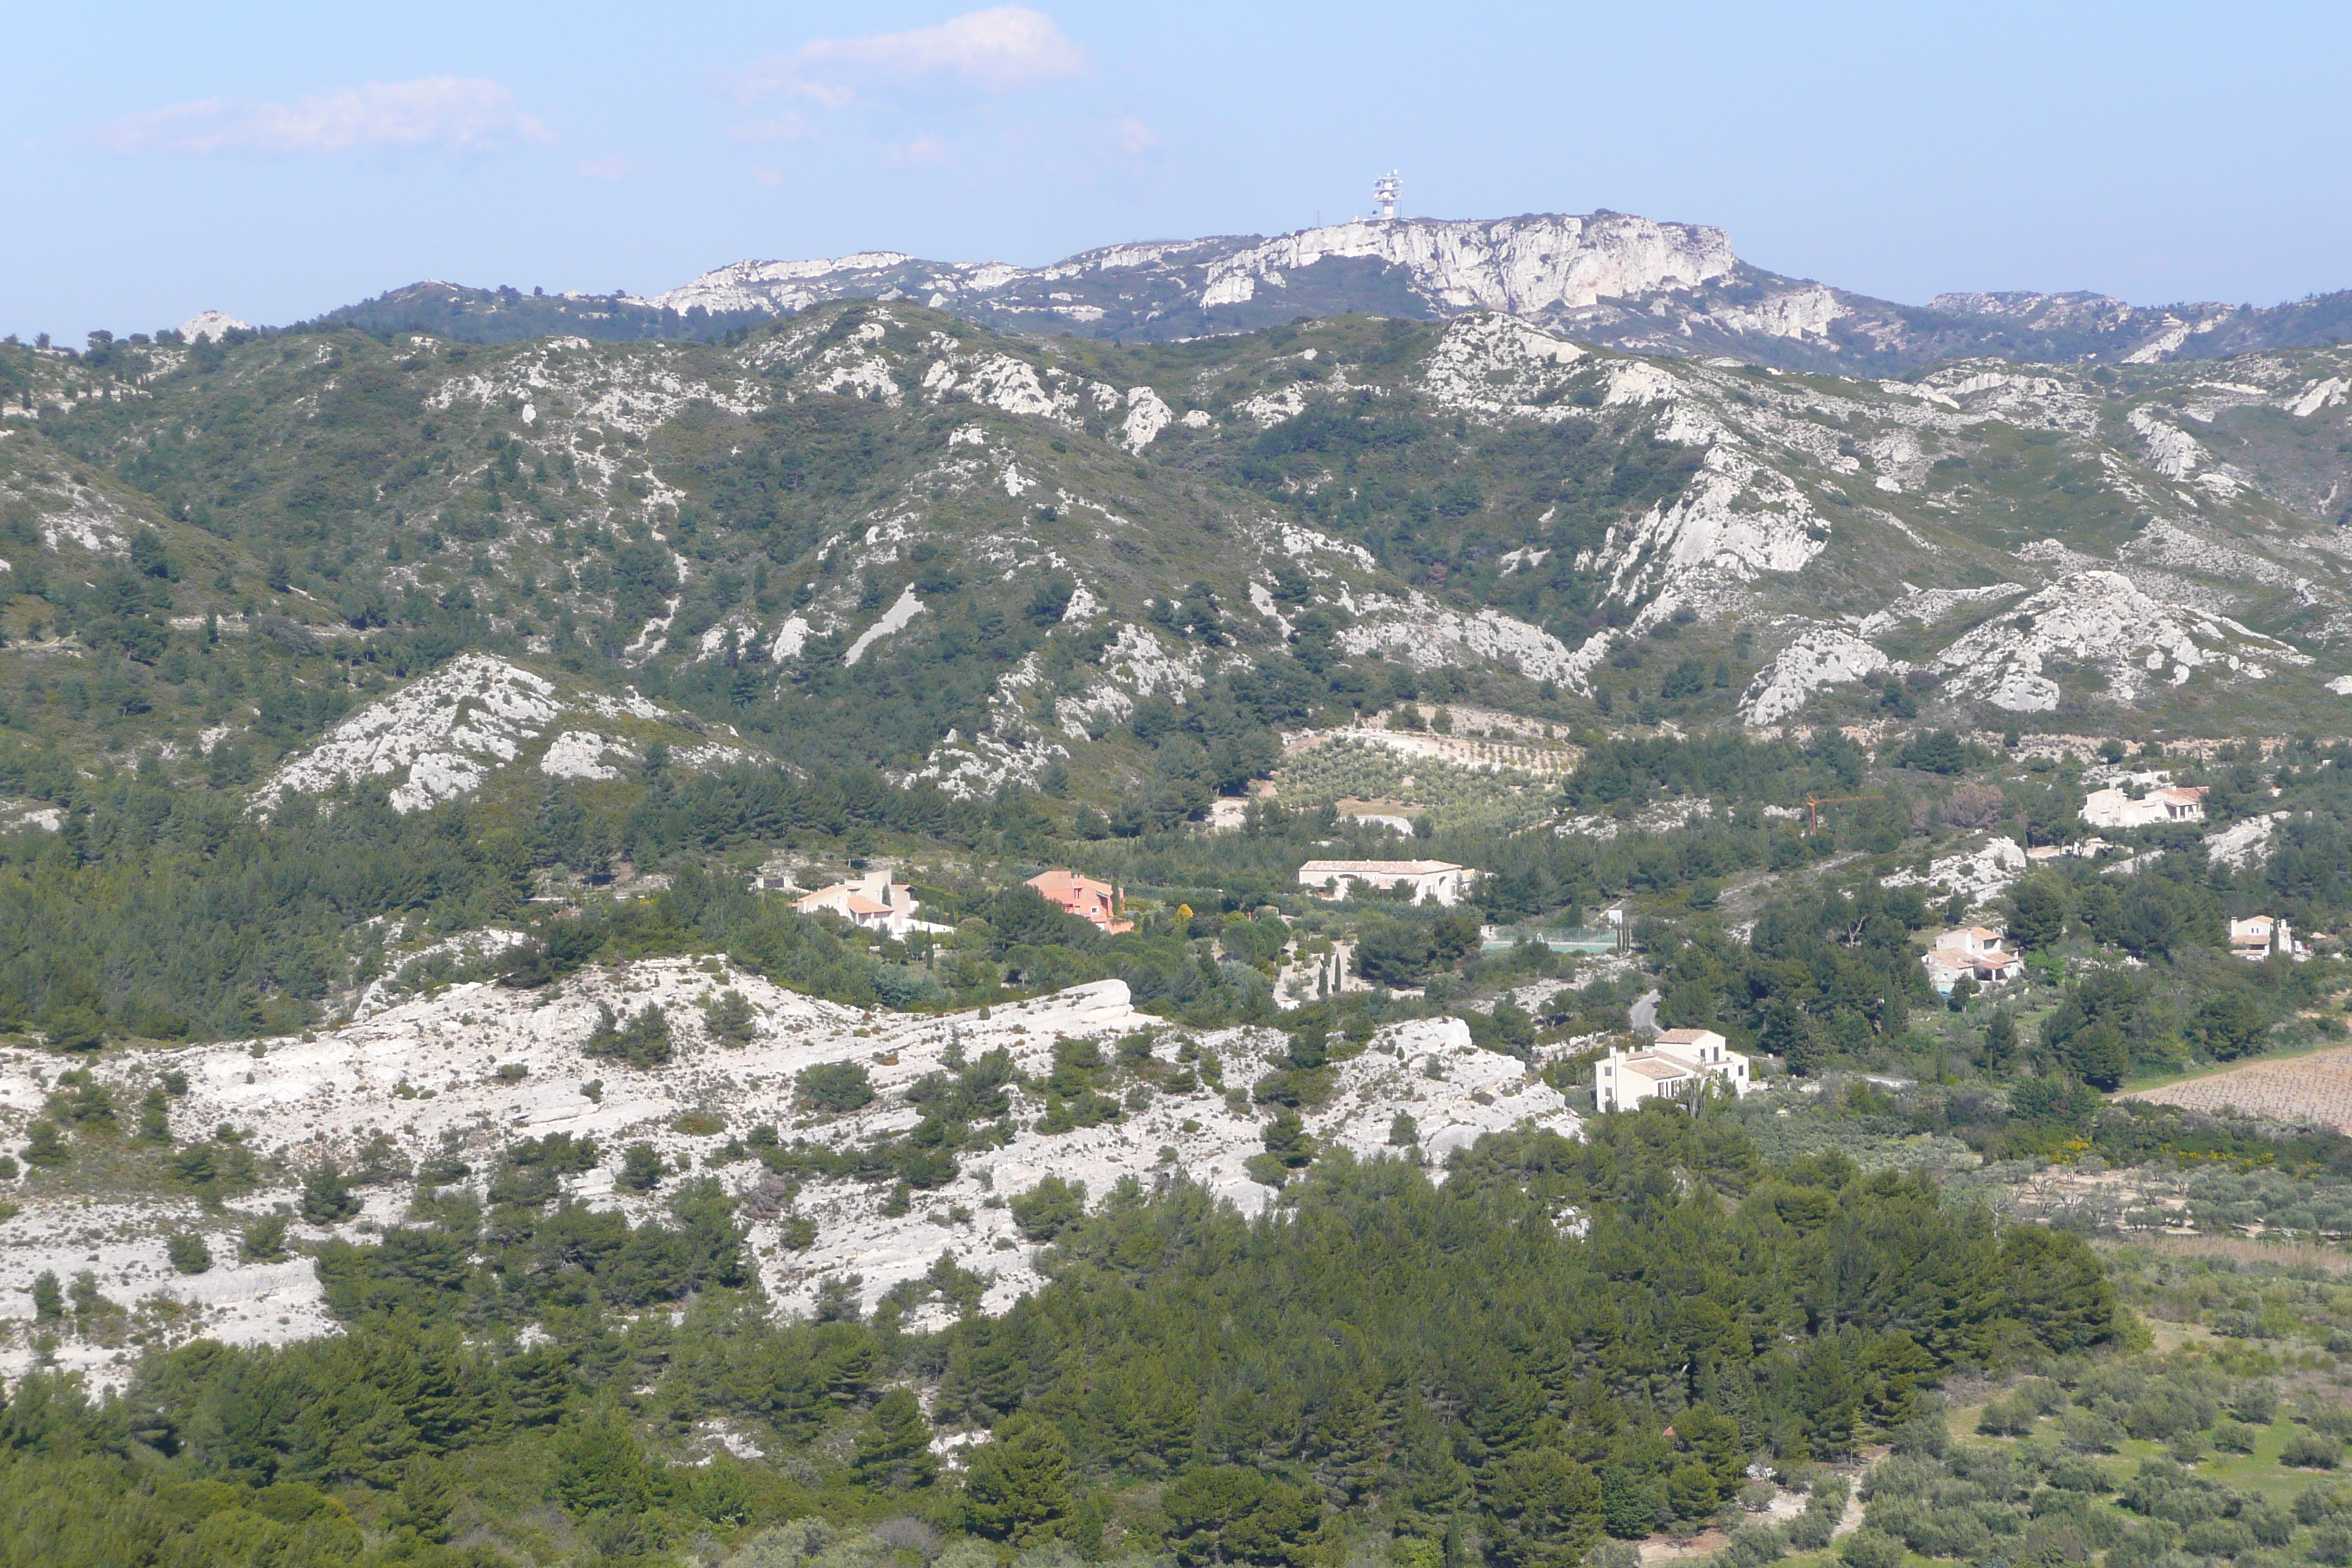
0,972 -> 1580,1389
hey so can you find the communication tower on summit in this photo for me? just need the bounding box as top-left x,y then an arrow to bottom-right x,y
1373,171 -> 1400,221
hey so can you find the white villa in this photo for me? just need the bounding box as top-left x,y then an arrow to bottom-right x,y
2081,785 -> 2206,830
1296,859 -> 1474,905
793,870 -> 946,938
2230,914 -> 2299,961
1921,925 -> 2023,993
1594,1028 -> 1752,1112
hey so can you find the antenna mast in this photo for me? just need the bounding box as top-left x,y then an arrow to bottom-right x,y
1373,170 -> 1400,222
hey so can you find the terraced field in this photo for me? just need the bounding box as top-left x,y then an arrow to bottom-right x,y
2122,1043 -> 2352,1130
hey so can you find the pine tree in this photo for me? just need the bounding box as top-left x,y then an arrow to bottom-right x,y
1311,1376 -> 1382,1503
619,1142 -> 664,1191
2068,1019 -> 2130,1091
1599,1466 -> 1661,1539
21,1121 -> 67,1168
960,1412 -> 1074,1544
1981,1009 -> 2019,1074
393,1453 -> 456,1542
301,1160 -> 361,1224
853,1387 -> 938,1490
702,989 -> 757,1047
2009,875 -> 2068,950
1484,1447 -> 1604,1568
1388,1399 -> 1474,1537
1163,1466 -> 1324,1568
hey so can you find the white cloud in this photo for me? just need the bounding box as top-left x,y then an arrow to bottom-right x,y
92,76 -> 551,156
742,5 -> 1083,106
575,155 -> 636,181
728,113 -> 810,144
1103,116 -> 1163,154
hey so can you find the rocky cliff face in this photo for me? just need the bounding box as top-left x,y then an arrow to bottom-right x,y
645,212 -> 1749,344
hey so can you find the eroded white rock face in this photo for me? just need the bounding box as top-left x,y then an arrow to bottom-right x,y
259,655 -> 697,813
1931,570 -> 2303,712
1882,836 -> 2027,901
2286,377 -> 2349,418
1237,383 -> 1312,429
428,349 -> 765,441
1117,385 -> 1175,451
651,214 -> 1733,341
1703,286 -> 1844,342
262,654 -> 565,813
770,615 -> 813,661
540,729 -> 629,781
843,586 -> 926,666
1741,628 -> 1892,726
1417,314 -> 1586,416
1603,361 -> 1680,407
1098,622 -> 1207,698
648,252 -> 924,314
2206,813 -> 2285,869
913,650 -> 1070,799
1856,584 -> 2027,639
1592,445 -> 1829,617
2128,407 -> 2204,479
1,462 -> 140,556
1201,213 -> 1735,318
803,321 -> 902,406
920,351 -> 1078,426
1339,592 -> 1599,692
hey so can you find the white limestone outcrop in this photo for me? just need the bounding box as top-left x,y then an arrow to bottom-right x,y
1931,570 -> 2303,713
258,653 -> 697,813
1338,591 -> 1601,692
0,968 -> 1580,1384
1741,628 -> 1892,726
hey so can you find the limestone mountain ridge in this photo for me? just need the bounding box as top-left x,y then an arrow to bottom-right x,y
309,209 -> 2352,372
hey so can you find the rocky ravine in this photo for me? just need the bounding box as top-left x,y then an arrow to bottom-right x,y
0,969 -> 1580,1390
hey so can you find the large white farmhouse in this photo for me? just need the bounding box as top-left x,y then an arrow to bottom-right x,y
1296,859 -> 1474,905
1594,1028 -> 1752,1112
794,871 -> 947,938
1919,925 -> 2024,994
2081,785 -> 2206,829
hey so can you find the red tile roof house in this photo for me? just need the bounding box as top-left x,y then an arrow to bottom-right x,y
1028,869 -> 1133,934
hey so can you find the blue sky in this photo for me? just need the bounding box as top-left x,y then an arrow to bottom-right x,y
8,1 -> 2349,342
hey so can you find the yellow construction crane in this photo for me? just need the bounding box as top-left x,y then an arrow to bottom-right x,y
1805,793 -> 1882,833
